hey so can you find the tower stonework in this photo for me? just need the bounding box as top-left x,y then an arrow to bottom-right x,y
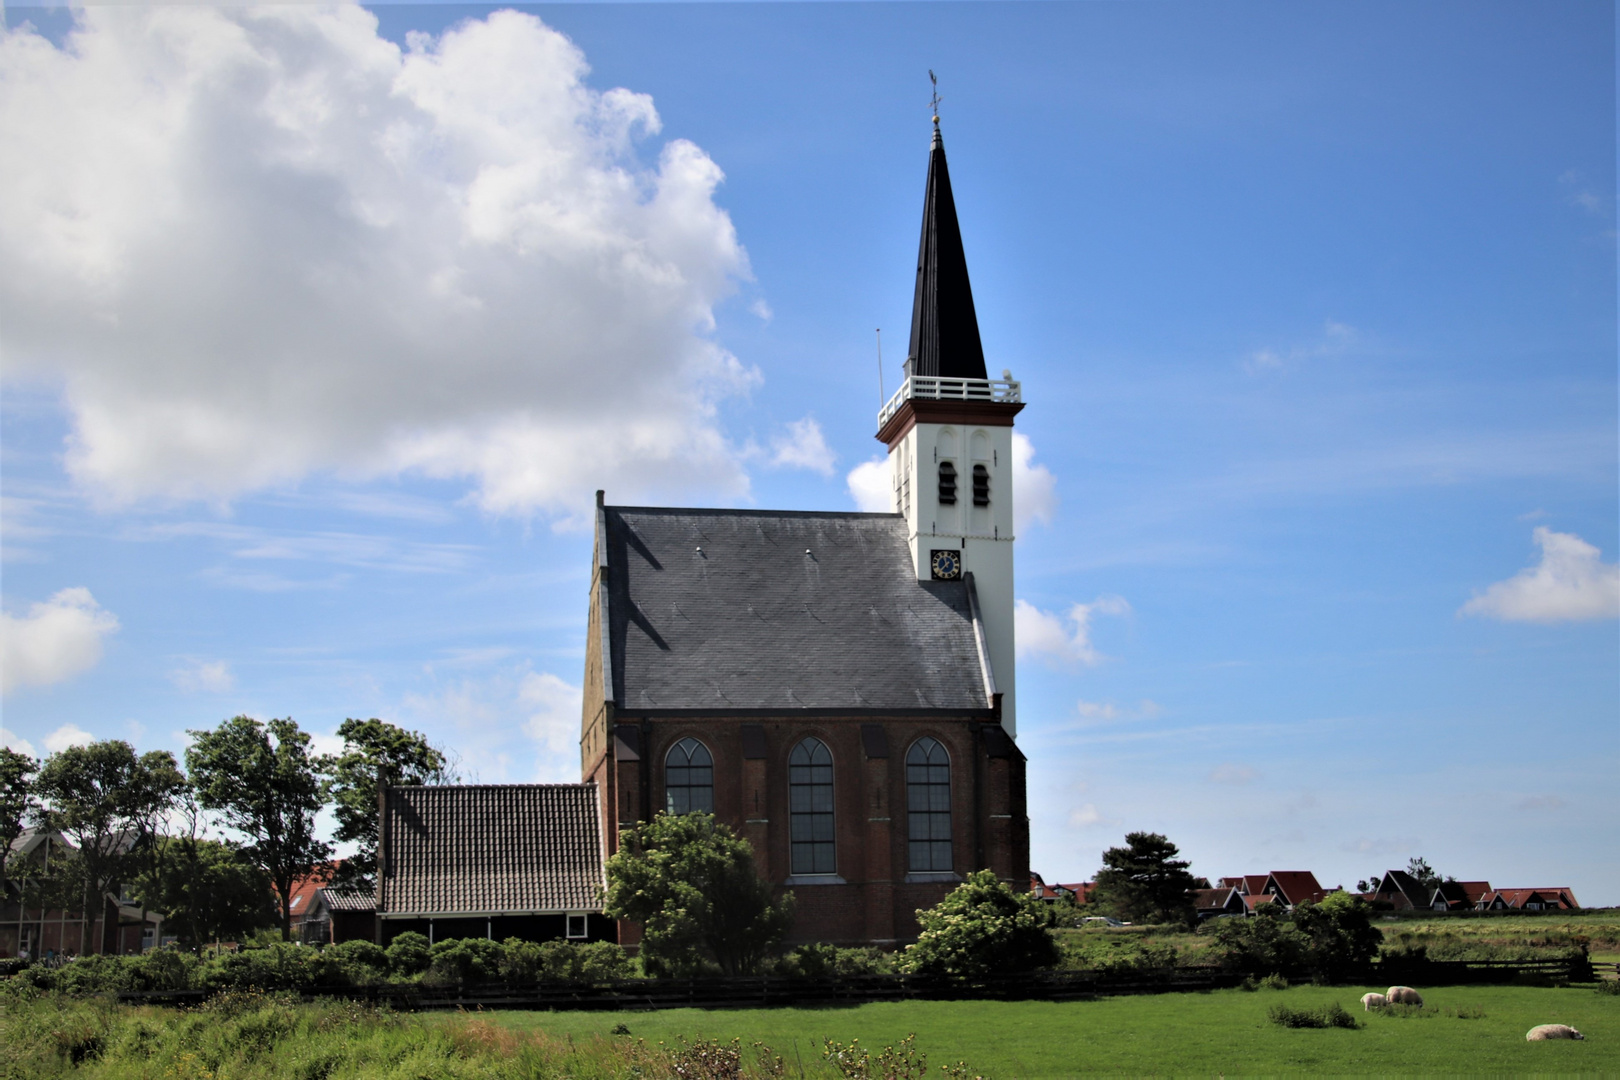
876,121 -> 1022,736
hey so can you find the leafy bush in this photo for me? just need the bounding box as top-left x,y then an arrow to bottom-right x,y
198,942 -> 326,992
1290,893 -> 1382,980
385,930 -> 431,976
787,943 -> 893,978
900,869 -> 1059,978
1061,936 -> 1178,975
1595,978 -> 1620,996
498,939 -> 632,983
1267,1002 -> 1359,1029
424,937 -> 506,986
324,939 -> 390,985
1208,904 -> 1308,977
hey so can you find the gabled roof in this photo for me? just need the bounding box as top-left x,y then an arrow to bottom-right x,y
906,123 -> 987,381
1431,880 -> 1490,909
1193,887 -> 1244,912
287,863 -> 337,921
600,505 -> 993,715
1265,871 -> 1324,905
1378,869 -> 1429,906
1220,875 -> 1270,896
378,784 -> 602,917
1492,887 -> 1579,909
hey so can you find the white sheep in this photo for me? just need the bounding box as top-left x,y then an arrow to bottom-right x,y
1526,1024 -> 1584,1041
1386,986 -> 1423,1006
1360,992 -> 1388,1011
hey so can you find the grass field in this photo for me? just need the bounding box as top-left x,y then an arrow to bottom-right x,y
3,982 -> 1616,1077
476,983 -> 1620,1075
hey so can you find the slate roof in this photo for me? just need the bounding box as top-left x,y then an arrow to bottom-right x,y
602,506 -> 993,714
320,889 -> 375,913
906,123 -> 988,381
378,784 -> 602,917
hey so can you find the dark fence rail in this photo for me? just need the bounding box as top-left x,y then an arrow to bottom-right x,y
107,954 -> 1597,1011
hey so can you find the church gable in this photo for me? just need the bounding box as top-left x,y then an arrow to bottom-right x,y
600,506 -> 992,715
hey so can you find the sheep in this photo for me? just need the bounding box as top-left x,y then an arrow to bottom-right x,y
1360,993 -> 1388,1011
1526,1024 -> 1584,1041
1386,986 -> 1423,1006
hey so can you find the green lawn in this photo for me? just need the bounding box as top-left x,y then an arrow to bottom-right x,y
473,983 -> 1620,1076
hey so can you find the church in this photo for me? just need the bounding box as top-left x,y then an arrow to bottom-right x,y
580,118 -> 1032,948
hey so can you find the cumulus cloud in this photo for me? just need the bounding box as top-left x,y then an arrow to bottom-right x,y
1,587 -> 119,695
44,723 -> 96,754
169,659 -> 235,694
520,671 -> 584,782
1208,762 -> 1259,785
1460,527 -> 1620,622
402,664 -> 580,782
0,6 -> 754,523
846,457 -> 892,513
768,417 -> 835,476
1011,433 -> 1057,529
1,728 -> 37,757
1016,595 -> 1130,666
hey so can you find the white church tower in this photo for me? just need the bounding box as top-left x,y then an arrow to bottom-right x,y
875,118 -> 1023,736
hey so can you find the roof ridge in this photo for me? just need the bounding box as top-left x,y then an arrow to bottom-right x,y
607,505 -> 903,520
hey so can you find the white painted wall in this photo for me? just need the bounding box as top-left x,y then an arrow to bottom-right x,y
888,417 -> 1017,736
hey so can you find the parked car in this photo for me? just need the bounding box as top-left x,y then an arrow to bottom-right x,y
1080,916 -> 1129,927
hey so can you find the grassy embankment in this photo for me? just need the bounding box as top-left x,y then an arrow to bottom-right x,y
1053,907 -> 1620,968
6,983 -> 1617,1077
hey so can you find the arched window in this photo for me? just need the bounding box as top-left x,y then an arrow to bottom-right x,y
789,737 -> 835,874
937,461 -> 957,505
906,737 -> 952,872
972,464 -> 990,507
665,737 -> 713,814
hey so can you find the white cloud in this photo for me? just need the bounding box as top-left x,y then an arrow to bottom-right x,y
768,417 -> 835,476
169,659 -> 235,694
0,6 -> 755,524
1075,699 -> 1162,725
402,664 -> 580,782
846,457 -> 892,513
1243,319 -> 1355,375
1011,433 -> 1056,530
1460,527 -> 1620,623
1067,803 -> 1119,830
1208,762 -> 1259,785
1,587 -> 120,695
44,723 -> 96,754
1,728 -> 37,757
519,671 -> 584,782
1015,595 -> 1130,666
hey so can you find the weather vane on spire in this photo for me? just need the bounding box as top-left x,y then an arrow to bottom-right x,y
929,70 -> 941,126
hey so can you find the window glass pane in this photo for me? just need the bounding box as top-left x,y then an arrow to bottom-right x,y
790,738 -> 835,875
905,738 -> 951,872
665,739 -> 713,816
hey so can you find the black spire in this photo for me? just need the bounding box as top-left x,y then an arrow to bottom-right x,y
906,122 -> 987,381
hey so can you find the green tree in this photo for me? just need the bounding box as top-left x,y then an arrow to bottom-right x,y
900,869 -> 1059,978
186,716 -> 333,941
603,811 -> 793,976
0,747 -> 38,894
1208,901 -> 1309,976
34,740 -> 179,950
1089,831 -> 1200,926
328,717 -> 452,893
132,834 -> 277,946
1290,891 -> 1382,981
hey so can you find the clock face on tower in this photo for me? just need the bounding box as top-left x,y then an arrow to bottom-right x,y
930,549 -> 962,580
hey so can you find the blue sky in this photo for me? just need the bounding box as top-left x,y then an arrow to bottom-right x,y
3,1 -> 1616,903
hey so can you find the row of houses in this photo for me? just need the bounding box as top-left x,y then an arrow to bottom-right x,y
3,830 -> 166,958
1031,868 -> 1582,922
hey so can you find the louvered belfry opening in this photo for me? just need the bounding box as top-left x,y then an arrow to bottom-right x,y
938,460 -> 958,504
906,124 -> 988,381
972,463 -> 990,506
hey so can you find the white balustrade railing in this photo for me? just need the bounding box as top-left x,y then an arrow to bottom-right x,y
877,374 -> 1021,427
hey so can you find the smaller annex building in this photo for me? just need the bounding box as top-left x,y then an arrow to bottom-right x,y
373,783 -> 612,945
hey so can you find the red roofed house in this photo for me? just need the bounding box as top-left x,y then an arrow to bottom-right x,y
1193,887 -> 1246,920
1488,888 -> 1580,912
1429,880 -> 1492,912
